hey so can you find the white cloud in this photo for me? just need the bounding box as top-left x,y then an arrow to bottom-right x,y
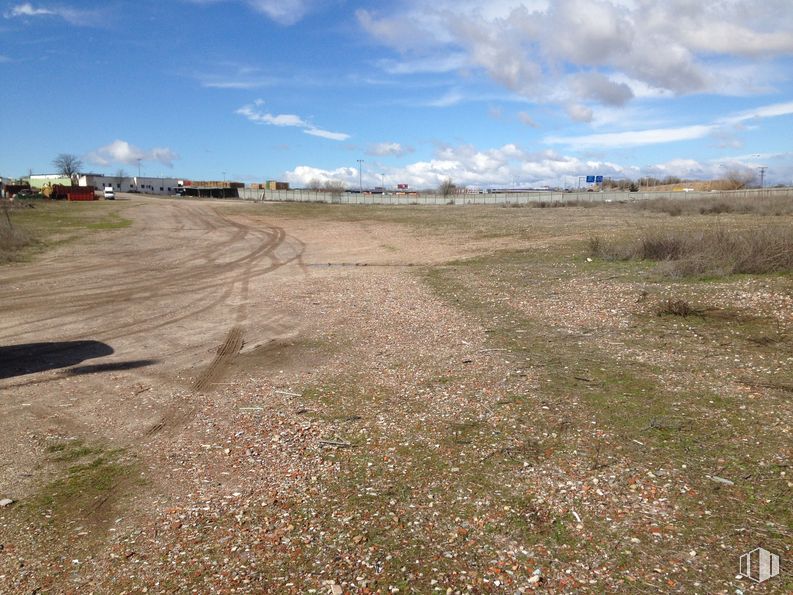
245,0 -> 314,25
7,3 -> 54,17
188,0 -> 319,25
304,128 -> 350,141
284,165 -> 357,187
517,111 -> 539,127
284,143 -> 793,189
236,100 -> 350,141
722,101 -> 793,124
547,124 -> 714,149
367,142 -> 415,157
358,1 -> 793,119
426,90 -> 465,107
377,53 -> 468,75
4,2 -> 98,25
547,99 -> 793,148
569,72 -> 633,107
86,140 -> 179,168
566,104 -> 594,123
283,143 -> 630,189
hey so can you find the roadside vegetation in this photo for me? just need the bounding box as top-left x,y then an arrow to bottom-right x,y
589,226 -> 793,277
0,204 -> 33,262
636,194 -> 793,217
0,199 -> 132,262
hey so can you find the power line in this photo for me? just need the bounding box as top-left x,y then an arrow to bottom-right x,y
758,166 -> 767,189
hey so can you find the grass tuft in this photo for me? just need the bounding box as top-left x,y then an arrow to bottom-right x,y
0,217 -> 33,262
589,226 -> 793,277
657,298 -> 695,317
638,194 -> 793,217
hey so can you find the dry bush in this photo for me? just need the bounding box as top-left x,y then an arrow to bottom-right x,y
0,220 -> 32,262
589,226 -> 793,277
699,202 -> 733,215
638,194 -> 793,217
657,298 -> 695,316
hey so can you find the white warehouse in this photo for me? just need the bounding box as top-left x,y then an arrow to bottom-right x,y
78,174 -> 180,196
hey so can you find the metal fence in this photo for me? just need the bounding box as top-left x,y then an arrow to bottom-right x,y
236,187 -> 793,205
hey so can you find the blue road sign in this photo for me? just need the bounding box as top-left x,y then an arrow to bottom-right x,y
595,175 -> 604,183
586,175 -> 595,183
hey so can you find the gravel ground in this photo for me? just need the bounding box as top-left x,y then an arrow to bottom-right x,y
1,199 -> 791,593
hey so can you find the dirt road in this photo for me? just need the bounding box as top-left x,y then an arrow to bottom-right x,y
3,197 -> 789,593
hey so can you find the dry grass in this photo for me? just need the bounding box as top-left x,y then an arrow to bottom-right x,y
657,298 -> 696,316
638,194 -> 793,217
502,198 -> 605,209
590,226 -> 793,277
0,217 -> 33,262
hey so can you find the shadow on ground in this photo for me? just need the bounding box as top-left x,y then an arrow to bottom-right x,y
0,341 -> 155,379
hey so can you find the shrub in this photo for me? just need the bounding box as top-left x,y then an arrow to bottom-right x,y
589,226 -> 793,277
0,219 -> 32,262
657,298 -> 695,316
699,202 -> 733,215
638,194 -> 793,216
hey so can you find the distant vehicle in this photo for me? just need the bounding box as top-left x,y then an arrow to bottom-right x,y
104,187 -> 115,200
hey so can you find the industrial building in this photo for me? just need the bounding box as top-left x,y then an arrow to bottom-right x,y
79,174 -> 180,195
29,173 -> 180,195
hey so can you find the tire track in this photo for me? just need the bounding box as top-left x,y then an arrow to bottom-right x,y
192,326 -> 244,392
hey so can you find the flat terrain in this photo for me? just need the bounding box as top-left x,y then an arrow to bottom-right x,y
0,195 -> 790,593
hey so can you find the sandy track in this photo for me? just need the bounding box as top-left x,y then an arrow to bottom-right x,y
0,197 -> 312,498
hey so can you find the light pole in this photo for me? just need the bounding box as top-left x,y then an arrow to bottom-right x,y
381,173 -> 385,191
136,158 -> 142,191
357,159 -> 364,193
758,166 -> 767,190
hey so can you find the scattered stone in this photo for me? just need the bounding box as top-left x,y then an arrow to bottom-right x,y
707,475 -> 735,486
0,498 -> 14,508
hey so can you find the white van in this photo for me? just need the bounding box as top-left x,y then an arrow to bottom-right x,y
104,186 -> 115,200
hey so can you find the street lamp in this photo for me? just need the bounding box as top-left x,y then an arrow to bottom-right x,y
357,159 -> 364,193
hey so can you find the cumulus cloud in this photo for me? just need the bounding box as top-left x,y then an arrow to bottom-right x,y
284,165 -> 357,187
236,100 -> 350,141
569,72 -> 633,106
367,142 -> 415,157
86,140 -> 179,168
4,2 -> 98,25
358,0 -> 793,118
285,143 -> 627,189
284,144 -> 792,189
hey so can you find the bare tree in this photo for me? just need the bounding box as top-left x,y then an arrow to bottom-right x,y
307,178 -> 323,191
438,178 -> 457,197
722,170 -> 756,190
115,168 -> 127,187
52,154 -> 83,179
323,180 -> 346,193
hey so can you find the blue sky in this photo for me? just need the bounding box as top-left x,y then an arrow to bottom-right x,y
1,0 -> 792,189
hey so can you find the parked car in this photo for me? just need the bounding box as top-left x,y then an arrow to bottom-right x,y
104,187 -> 115,200
14,188 -> 42,198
